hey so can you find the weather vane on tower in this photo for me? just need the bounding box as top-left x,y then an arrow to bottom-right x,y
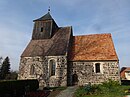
48,6 -> 51,12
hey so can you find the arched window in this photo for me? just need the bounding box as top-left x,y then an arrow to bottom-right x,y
30,65 -> 35,75
49,60 -> 56,76
95,63 -> 100,73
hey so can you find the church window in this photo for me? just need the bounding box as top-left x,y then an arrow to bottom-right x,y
30,65 -> 35,75
49,60 -> 56,76
95,63 -> 100,73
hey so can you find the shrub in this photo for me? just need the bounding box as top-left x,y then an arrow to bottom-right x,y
74,80 -> 122,97
100,79 -> 120,93
102,79 -> 120,87
75,86 -> 86,97
0,79 -> 39,96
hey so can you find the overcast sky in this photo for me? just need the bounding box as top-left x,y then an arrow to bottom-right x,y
0,0 -> 130,70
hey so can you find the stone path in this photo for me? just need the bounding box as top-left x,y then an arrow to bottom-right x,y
56,86 -> 78,97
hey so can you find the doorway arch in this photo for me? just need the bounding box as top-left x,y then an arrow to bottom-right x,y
72,73 -> 78,85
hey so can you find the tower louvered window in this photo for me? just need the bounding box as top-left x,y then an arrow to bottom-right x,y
40,27 -> 43,32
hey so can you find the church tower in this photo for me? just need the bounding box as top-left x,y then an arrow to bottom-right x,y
19,10 -> 72,87
32,11 -> 59,40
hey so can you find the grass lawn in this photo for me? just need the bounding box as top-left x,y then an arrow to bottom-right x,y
74,86 -> 130,97
74,80 -> 130,97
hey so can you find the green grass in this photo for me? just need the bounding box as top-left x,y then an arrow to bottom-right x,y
74,80 -> 130,97
75,86 -> 130,97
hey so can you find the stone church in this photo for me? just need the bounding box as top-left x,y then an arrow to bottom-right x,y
18,11 -> 120,87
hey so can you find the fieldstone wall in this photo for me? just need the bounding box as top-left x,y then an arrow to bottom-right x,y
18,56 -> 46,87
68,61 -> 120,86
46,56 -> 67,87
18,56 -> 67,87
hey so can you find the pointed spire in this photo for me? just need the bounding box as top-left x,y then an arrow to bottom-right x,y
33,8 -> 53,21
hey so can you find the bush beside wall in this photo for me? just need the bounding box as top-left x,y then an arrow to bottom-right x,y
0,79 -> 39,96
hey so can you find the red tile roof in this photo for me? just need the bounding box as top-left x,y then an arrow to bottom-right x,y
69,33 -> 118,61
120,67 -> 130,79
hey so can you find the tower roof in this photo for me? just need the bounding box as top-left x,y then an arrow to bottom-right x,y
21,26 -> 72,57
34,12 -> 53,21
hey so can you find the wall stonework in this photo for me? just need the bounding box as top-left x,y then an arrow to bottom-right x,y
18,57 -> 120,87
18,56 -> 67,87
68,61 -> 120,86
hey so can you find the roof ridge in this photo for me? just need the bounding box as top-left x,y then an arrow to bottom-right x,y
74,33 -> 111,37
59,26 -> 72,28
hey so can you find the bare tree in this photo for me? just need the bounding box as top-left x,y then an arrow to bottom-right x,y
0,57 -> 2,63
0,57 -> 3,68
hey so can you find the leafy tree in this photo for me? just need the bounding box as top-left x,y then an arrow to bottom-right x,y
0,56 -> 11,79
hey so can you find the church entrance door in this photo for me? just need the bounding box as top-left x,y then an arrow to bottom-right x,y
72,74 -> 78,85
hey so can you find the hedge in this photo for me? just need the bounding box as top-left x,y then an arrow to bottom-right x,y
0,79 -> 39,96
121,80 -> 130,85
